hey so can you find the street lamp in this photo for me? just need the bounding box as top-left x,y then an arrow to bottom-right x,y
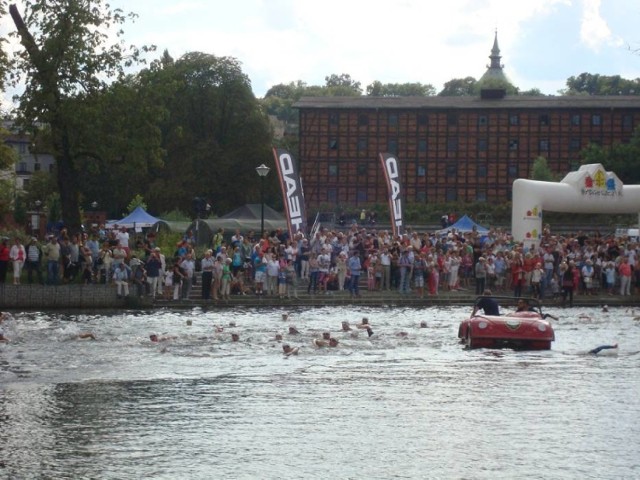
255,164 -> 270,238
31,200 -> 42,238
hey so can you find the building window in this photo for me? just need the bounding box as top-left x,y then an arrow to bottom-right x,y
22,178 -> 30,188
357,189 -> 367,203
477,164 -> 487,177
34,163 -> 41,171
329,113 -> 339,125
329,139 -> 338,150
478,139 -> 487,151
447,113 -> 458,125
478,115 -> 488,126
49,164 -> 55,173
416,191 -> 426,202
623,114 -> 633,131
571,114 -> 581,126
445,188 -> 457,202
417,165 -> 426,177
327,188 -> 337,203
509,114 -> 519,126
447,138 -> 458,151
18,162 -> 27,172
18,143 -> 27,154
388,139 -> 398,153
509,139 -> 519,151
357,164 -> 367,175
539,139 -> 549,151
418,139 -> 427,152
591,114 -> 602,126
445,163 -> 457,177
357,138 -> 367,151
539,114 -> 549,126
508,165 -> 518,177
358,114 -> 369,126
590,138 -> 602,147
417,113 -> 428,126
569,138 -> 581,151
389,114 -> 398,126
328,164 -> 338,176
476,189 -> 487,202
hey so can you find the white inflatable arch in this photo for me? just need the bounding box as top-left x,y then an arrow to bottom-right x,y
512,163 -> 640,251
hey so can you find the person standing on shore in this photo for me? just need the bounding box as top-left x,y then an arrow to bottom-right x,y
348,250 -> 362,298
25,237 -> 43,285
0,237 -> 9,284
9,237 -> 26,285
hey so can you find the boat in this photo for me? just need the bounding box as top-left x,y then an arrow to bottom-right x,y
458,296 -> 555,350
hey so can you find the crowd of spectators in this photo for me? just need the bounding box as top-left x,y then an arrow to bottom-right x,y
1,220 -> 638,304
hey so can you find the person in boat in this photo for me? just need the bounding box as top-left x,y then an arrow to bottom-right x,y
515,298 -> 536,312
589,344 -> 618,355
472,289 -> 500,316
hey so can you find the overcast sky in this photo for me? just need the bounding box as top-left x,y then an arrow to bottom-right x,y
5,0 -> 640,98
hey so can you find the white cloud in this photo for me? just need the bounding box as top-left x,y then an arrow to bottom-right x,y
580,0 -> 623,51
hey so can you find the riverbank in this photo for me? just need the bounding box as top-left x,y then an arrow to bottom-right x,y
1,283 -> 636,310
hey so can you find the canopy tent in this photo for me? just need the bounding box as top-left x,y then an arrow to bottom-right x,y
437,214 -> 489,235
186,204 -> 288,245
107,206 -> 169,231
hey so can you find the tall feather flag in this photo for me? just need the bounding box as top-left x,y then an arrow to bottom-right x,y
378,152 -> 404,237
272,147 -> 308,235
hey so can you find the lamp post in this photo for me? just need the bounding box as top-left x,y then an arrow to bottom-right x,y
32,200 -> 42,238
255,164 -> 270,239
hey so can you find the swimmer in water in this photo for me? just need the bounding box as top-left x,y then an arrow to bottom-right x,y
77,332 -> 97,340
282,312 -> 289,321
282,344 -> 299,356
149,333 -> 176,342
231,333 -> 240,342
288,326 -> 300,335
419,321 -> 428,328
273,333 -> 283,342
341,321 -> 351,331
589,343 -> 618,355
357,317 -> 370,329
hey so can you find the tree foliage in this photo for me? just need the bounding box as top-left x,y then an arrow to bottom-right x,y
530,156 -> 558,181
579,128 -> 640,184
562,73 -> 640,95
438,77 -> 477,96
366,81 -> 436,97
6,0 -> 154,232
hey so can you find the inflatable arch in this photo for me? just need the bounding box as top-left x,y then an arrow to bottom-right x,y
512,163 -> 640,251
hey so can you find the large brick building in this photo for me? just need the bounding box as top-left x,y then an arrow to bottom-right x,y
293,37 -> 640,211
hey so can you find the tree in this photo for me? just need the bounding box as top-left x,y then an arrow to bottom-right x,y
438,77 -> 477,96
531,156 -> 557,181
137,51 -> 273,216
324,73 -> 362,95
366,81 -> 436,97
7,1 -> 154,232
562,73 -> 640,95
580,128 -> 640,184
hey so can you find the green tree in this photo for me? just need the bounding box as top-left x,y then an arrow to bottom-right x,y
137,51 -> 273,216
531,156 -> 558,181
580,128 -> 640,184
562,73 -> 640,95
438,77 -> 477,96
366,81 -> 436,97
7,1 -> 154,232
324,73 -> 362,95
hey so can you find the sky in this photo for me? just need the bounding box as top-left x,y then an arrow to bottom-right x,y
4,0 -> 640,98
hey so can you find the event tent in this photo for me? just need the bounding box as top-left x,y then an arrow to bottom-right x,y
186,204 -> 288,245
437,214 -> 489,235
107,206 -> 169,230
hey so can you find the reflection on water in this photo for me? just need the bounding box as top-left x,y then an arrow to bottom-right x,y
1,306 -> 639,478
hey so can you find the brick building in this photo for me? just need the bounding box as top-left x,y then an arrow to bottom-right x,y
293,37 -> 640,212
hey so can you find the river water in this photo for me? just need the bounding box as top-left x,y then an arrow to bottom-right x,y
1,305 -> 639,479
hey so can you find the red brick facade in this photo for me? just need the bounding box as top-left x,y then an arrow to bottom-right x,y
294,95 -> 640,210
